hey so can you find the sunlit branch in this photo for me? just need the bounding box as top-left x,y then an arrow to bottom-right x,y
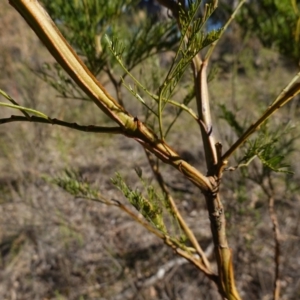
222,82 -> 300,161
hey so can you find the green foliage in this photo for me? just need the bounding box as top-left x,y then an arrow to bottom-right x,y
219,100 -> 296,175
237,0 -> 300,61
47,169 -> 99,199
239,122 -> 295,174
120,20 -> 178,71
158,0 -> 221,103
105,19 -> 179,71
111,172 -> 167,233
111,171 -> 189,248
41,0 -> 137,73
39,0 -> 179,104
37,0 -> 223,140
48,168 -> 187,244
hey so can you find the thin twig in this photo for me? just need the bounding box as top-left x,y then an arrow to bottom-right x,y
222,82 -> 300,161
103,64 -> 125,107
268,196 -> 281,300
85,194 -> 217,282
105,48 -> 197,120
267,175 -> 281,300
205,0 -> 246,61
144,149 -> 212,273
271,71 -> 300,106
0,89 -> 30,119
193,59 -> 218,169
154,0 -> 202,140
0,115 -> 123,134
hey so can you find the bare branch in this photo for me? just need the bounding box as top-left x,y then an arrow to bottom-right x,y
0,115 -> 123,134
268,196 -> 281,300
267,175 -> 281,300
193,59 -> 218,170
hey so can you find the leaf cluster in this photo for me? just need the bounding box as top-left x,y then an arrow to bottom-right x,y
111,172 -> 168,233
160,0 -> 221,102
239,123 -> 296,174
46,169 -> 99,199
111,170 -> 187,243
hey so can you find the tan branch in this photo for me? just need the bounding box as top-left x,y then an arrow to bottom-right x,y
193,59 -> 218,170
267,175 -> 281,300
156,1 -> 242,298
222,82 -> 300,161
268,196 -> 281,300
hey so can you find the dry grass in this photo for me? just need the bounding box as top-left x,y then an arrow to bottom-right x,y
0,1 -> 300,299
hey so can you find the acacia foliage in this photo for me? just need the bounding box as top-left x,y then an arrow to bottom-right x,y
236,0 -> 300,62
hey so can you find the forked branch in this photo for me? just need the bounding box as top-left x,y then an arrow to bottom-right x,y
9,0 -> 212,194
155,1 -> 243,299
